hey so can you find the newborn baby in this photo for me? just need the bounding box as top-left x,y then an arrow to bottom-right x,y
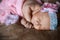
21,0 -> 50,30
21,0 -> 58,30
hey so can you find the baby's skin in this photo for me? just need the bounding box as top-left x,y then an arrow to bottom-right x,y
21,0 -> 50,30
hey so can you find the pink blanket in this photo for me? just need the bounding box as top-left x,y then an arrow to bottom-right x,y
0,0 -> 24,24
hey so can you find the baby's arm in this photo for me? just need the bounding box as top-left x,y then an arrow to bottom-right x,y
22,4 -> 32,22
22,0 -> 41,22
21,4 -> 33,28
21,18 -> 33,28
21,0 -> 41,29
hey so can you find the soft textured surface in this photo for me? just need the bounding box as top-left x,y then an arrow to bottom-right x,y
0,23 -> 58,40
0,0 -> 24,24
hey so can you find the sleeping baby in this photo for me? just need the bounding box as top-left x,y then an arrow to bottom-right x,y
21,0 -> 58,30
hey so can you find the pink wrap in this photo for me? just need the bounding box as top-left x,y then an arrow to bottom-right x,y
42,2 -> 58,10
0,0 -> 24,24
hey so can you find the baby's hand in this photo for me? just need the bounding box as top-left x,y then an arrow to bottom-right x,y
21,18 -> 33,29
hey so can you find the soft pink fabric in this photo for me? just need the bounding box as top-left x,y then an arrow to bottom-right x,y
0,0 -> 24,23
43,2 -> 58,10
41,2 -> 58,13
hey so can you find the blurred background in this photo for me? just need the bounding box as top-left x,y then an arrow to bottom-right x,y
0,0 -> 60,40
